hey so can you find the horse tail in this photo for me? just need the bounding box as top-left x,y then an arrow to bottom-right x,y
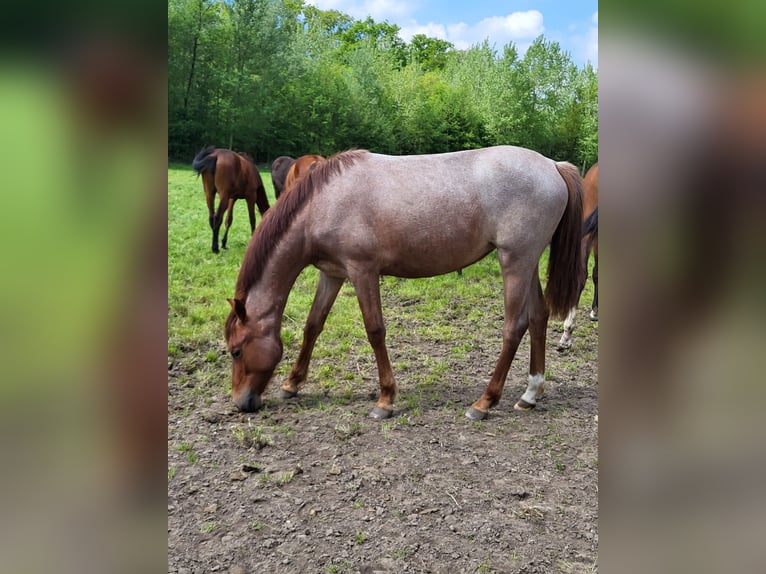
544,162 -> 585,319
583,206 -> 598,240
192,145 -> 217,176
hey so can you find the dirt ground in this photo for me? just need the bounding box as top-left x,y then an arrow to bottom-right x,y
168,296 -> 598,574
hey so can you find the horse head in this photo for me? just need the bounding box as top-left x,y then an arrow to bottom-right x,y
224,298 -> 283,411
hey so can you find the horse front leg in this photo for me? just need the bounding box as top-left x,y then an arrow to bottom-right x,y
280,272 -> 344,398
221,198 -> 235,250
349,271 -> 396,419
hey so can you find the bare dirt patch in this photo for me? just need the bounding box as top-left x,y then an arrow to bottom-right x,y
168,296 -> 598,574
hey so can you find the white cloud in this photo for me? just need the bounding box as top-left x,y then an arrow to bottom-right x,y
400,10 -> 544,52
584,11 -> 598,67
304,0 -> 414,21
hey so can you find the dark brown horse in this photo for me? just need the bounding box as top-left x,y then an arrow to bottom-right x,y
192,146 -> 270,253
270,156 -> 295,200
283,154 -> 325,195
225,147 -> 584,420
558,162 -> 598,349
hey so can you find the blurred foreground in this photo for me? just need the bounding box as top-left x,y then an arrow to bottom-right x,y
0,3 -> 167,573
600,2 -> 766,572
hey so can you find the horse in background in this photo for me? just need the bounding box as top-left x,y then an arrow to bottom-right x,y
225,146 -> 584,421
558,162 -> 598,349
270,156 -> 295,200
283,154 -> 325,195
192,146 -> 271,253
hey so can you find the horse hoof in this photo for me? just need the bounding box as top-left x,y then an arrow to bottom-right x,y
589,311 -> 598,321
513,400 -> 536,412
369,406 -> 393,420
557,341 -> 572,350
465,407 -> 488,421
279,389 -> 298,400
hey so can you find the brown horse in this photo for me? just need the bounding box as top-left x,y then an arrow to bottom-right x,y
283,154 -> 325,195
225,147 -> 584,420
558,162 -> 598,349
192,146 -> 271,253
270,156 -> 295,200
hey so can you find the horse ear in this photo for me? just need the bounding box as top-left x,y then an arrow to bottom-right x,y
227,298 -> 247,323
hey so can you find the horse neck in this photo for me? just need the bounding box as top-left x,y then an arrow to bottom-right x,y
243,225 -> 310,332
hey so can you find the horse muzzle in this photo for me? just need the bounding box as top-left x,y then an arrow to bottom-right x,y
233,391 -> 262,412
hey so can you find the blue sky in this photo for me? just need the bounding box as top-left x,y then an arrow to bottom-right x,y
304,0 -> 598,67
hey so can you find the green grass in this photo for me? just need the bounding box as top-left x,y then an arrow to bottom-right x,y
168,163 -> 597,409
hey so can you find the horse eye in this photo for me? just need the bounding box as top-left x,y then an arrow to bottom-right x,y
231,349 -> 242,359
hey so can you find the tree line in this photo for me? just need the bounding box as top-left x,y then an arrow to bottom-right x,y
169,0 -> 598,169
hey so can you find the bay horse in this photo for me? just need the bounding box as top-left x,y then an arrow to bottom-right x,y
270,156 -> 295,200
192,146 -> 271,253
558,162 -> 598,349
283,154 -> 324,195
225,147 -> 584,420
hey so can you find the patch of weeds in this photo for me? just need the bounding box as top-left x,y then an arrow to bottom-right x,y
334,420 -> 362,442
380,421 -> 395,438
275,470 -> 297,486
273,424 -> 296,438
258,472 -> 272,486
167,467 -> 176,480
231,424 -> 273,450
477,561 -> 492,573
352,499 -> 365,509
354,531 -> 368,545
326,560 -> 352,574
200,522 -> 217,533
178,443 -> 199,464
511,549 -> 519,560
204,350 -> 219,363
390,547 -> 414,559
250,520 -> 267,531
396,414 -> 412,426
513,506 -> 546,521
168,343 -> 180,357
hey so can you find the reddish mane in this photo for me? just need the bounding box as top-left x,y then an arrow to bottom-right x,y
233,149 -> 367,299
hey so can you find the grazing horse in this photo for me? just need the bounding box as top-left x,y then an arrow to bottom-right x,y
270,156 -> 295,200
225,147 -> 584,420
192,146 -> 271,253
283,154 -> 324,195
558,162 -> 598,349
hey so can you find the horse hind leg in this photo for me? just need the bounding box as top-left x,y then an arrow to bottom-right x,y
247,199 -> 256,234
558,307 -> 577,349
516,275 -> 549,411
221,198 -> 235,250
590,248 -> 598,320
211,200 -> 227,253
466,251 -> 533,420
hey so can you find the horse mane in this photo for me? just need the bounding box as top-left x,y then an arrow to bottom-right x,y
233,149 -> 368,299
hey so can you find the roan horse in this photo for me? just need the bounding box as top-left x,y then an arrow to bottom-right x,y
283,154 -> 325,195
270,156 -> 295,200
558,162 -> 598,349
225,147 -> 584,420
192,146 -> 271,253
